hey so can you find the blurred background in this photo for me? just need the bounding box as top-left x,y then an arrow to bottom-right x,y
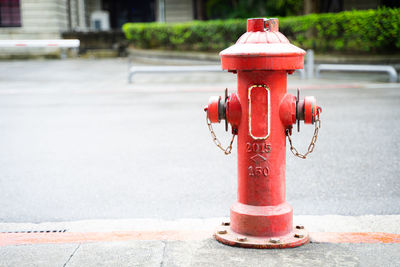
0,0 -> 400,59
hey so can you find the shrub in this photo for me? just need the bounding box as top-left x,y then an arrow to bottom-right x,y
122,8 -> 400,53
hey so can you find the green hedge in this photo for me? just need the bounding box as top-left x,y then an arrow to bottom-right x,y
122,8 -> 400,53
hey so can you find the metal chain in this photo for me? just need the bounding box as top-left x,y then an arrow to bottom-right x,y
206,115 -> 236,155
286,112 -> 321,159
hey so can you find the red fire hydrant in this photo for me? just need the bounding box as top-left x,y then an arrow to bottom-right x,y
204,18 -> 322,248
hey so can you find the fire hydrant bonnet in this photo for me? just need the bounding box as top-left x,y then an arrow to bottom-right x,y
220,18 -> 306,71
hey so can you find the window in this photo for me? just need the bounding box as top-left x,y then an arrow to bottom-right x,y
0,0 -> 21,27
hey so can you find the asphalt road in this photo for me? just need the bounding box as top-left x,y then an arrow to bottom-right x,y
0,59 -> 399,223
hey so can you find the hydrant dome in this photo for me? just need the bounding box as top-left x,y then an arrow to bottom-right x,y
220,18 -> 306,71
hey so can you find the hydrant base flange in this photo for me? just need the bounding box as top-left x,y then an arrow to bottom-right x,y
214,225 -> 309,249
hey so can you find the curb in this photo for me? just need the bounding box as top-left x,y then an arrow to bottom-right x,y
128,48 -> 219,63
128,48 -> 400,67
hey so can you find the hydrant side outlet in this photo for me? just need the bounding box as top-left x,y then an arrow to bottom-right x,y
206,18 -> 321,249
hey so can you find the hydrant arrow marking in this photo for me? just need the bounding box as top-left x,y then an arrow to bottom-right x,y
250,154 -> 266,166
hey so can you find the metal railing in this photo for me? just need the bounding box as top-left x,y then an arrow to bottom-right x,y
128,65 -> 222,83
316,64 -> 398,83
127,49 -> 399,83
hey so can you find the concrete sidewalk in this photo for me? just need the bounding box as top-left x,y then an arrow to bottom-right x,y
2,240 -> 400,267
1,216 -> 400,266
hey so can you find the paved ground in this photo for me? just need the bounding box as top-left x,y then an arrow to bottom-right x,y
1,240 -> 399,267
0,58 -> 399,266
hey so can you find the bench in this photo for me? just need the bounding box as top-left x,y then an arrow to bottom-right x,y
316,64 -> 398,83
0,39 -> 80,59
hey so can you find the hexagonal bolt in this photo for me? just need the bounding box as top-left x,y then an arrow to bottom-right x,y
296,225 -> 305,229
217,230 -> 227,235
237,236 -> 247,242
294,234 -> 304,238
221,222 -> 230,226
269,238 -> 280,244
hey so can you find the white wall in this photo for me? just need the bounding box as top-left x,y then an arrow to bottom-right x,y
157,0 -> 194,23
0,0 -> 68,40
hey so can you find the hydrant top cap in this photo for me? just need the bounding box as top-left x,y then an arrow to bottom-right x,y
247,18 -> 279,32
219,18 -> 306,71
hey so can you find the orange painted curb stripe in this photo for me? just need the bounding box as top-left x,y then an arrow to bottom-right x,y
0,231 -> 399,247
310,232 -> 400,244
0,231 -> 213,247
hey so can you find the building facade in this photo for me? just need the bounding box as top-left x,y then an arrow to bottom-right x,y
0,0 -> 196,57
0,0 -> 393,57
0,0 -> 195,39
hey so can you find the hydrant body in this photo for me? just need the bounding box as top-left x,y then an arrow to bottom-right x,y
207,18 -> 320,248
232,72 -> 295,238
